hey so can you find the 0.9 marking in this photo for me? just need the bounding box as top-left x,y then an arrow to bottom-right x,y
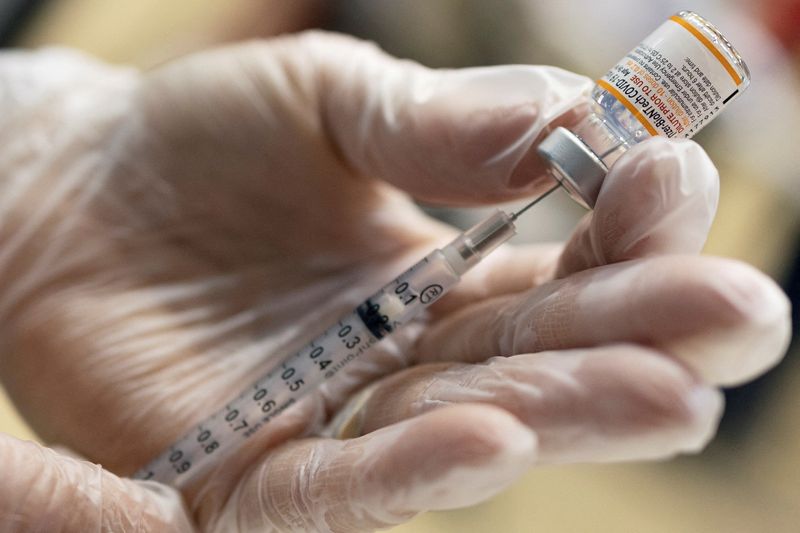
169,449 -> 191,474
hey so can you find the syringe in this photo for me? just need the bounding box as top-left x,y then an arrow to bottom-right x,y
133,184 -> 560,486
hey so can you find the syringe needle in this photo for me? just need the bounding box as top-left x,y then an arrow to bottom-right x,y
511,183 -> 561,220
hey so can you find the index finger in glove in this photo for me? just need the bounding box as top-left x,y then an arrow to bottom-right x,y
557,137 -> 719,276
295,31 -> 592,205
426,139 -> 718,316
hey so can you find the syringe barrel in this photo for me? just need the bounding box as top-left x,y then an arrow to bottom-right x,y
441,210 -> 517,275
134,210 -> 518,486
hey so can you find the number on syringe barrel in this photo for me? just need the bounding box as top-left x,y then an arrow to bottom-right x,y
224,407 -> 249,432
338,324 -> 361,349
253,387 -> 277,413
196,428 -> 220,455
357,301 -> 391,338
365,302 -> 389,324
169,449 -> 191,474
394,282 -> 417,306
308,345 -> 333,371
280,366 -> 305,391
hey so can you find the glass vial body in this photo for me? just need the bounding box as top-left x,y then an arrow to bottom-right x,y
539,11 -> 751,208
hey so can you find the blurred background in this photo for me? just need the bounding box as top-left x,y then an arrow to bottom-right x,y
1,0 -> 798,531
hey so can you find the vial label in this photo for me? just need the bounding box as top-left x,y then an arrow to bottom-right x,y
598,15 -> 744,139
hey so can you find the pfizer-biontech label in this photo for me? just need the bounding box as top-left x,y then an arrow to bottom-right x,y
599,15 -> 744,138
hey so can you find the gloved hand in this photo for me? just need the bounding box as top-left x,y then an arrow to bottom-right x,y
0,32 -> 790,532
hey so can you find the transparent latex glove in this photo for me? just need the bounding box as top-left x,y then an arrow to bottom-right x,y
0,32 -> 790,533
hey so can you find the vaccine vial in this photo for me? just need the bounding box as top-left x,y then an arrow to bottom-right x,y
538,11 -> 751,208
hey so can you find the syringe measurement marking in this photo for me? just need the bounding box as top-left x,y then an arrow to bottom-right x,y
135,258 -> 437,484
146,322 -> 381,480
